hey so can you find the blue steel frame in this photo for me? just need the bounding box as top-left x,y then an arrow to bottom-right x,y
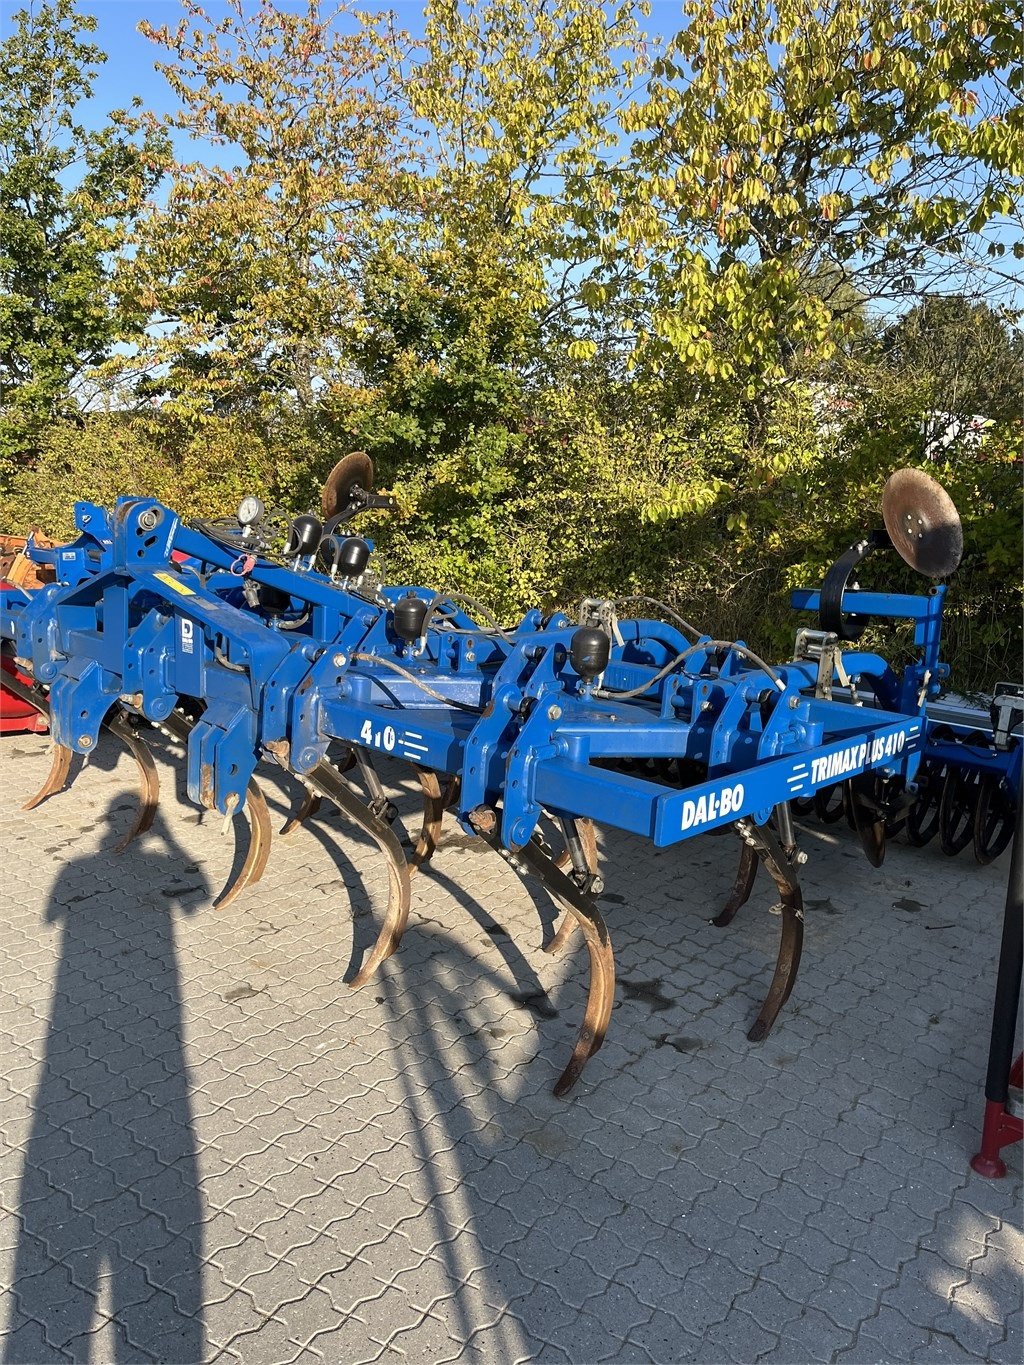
791,585 -> 1020,793
0,496 -> 932,855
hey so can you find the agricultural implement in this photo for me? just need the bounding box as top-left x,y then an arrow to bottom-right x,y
784,469 -> 1021,868
0,462 -> 1019,1094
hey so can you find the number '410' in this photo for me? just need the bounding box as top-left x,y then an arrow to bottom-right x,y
360,719 -> 396,752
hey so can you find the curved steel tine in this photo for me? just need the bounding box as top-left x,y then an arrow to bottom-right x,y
216,779 -> 273,909
159,708 -> 272,908
547,817 -> 599,955
0,672 -> 73,811
711,836 -> 759,927
747,899 -> 804,1042
411,767 -> 449,872
104,709 -> 160,853
737,819 -> 805,1043
281,748 -> 358,836
282,788 -> 322,837
5,674 -> 157,839
472,819 -> 615,1096
545,914 -> 576,958
23,742 -> 74,810
516,837 -> 615,1096
299,758 -> 411,989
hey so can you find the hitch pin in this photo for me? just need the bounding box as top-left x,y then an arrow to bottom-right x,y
221,791 -> 239,835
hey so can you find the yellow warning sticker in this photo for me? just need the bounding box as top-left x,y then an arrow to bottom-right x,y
154,572 -> 196,597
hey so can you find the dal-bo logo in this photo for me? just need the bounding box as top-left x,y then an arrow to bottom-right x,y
681,783 -> 744,831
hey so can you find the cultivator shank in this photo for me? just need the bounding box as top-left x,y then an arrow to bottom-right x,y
1,466 -> 1018,1093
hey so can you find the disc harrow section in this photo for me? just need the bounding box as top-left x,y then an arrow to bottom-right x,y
0,467 -> 1018,1096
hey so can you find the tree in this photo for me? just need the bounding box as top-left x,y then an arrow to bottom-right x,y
881,293 -> 1024,422
346,0 -> 651,464
607,0 -> 1024,391
308,0 -> 654,465
115,0 -> 410,421
0,0 -> 165,479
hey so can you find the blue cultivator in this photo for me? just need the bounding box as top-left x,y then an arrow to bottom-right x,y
784,468 -> 1021,869
1,461 -> 1019,1093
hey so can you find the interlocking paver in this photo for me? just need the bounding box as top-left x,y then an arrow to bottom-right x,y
702,1306 -> 779,1362
0,735 -> 1020,1363
844,1303 -> 934,1361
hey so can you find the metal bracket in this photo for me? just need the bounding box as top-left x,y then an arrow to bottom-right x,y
818,529 -> 892,641
578,598 -> 624,648
794,628 -> 839,699
992,684 -> 1024,753
792,628 -> 860,704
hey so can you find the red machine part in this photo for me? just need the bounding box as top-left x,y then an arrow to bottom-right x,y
0,654 -> 47,735
1,534 -> 56,736
971,1053 -> 1024,1179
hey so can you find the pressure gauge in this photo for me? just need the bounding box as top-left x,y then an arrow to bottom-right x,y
237,496 -> 265,528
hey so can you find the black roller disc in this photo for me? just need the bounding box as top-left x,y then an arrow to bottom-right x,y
938,765 -> 980,855
321,452 -> 374,521
845,777 -> 886,867
814,783 -> 845,823
973,773 -> 1016,865
882,468 -> 963,578
844,781 -> 858,830
791,795 -> 816,818
906,764 -> 944,846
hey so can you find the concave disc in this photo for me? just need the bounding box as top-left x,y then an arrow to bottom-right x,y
321,452 -> 374,521
882,468 -> 963,577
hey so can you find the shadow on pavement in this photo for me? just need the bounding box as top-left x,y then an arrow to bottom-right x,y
5,798 -> 206,1363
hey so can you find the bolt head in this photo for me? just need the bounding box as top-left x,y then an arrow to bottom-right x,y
547,704 -> 562,721
78,736 -> 92,749
333,653 -> 346,667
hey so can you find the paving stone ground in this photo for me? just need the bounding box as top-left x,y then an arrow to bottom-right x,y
0,730 -> 1020,1364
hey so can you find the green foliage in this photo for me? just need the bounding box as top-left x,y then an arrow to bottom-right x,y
0,0 -> 165,483
881,296 -> 1024,422
0,415 -> 277,540
4,366 -> 1019,693
113,0 -> 409,417
0,0 -> 1020,695
609,0 -> 1024,389
349,242 -> 535,463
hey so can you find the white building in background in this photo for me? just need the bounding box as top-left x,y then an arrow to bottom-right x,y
922,411 -> 994,460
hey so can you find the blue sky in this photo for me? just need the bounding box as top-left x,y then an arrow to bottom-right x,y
5,1 -> 685,121
39,1 -> 431,118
